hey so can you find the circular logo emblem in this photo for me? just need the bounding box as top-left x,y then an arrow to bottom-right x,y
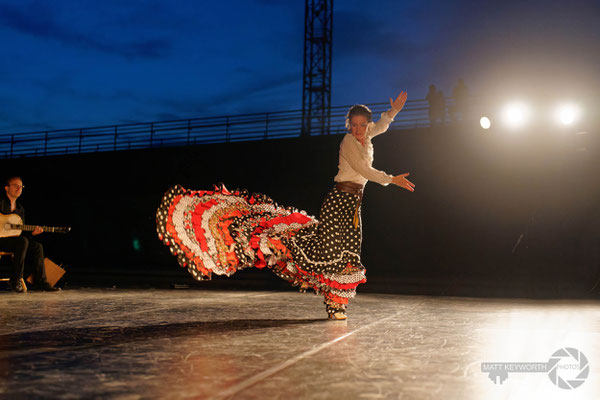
547,347 -> 589,389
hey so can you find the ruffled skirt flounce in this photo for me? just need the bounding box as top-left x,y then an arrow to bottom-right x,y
156,184 -> 366,304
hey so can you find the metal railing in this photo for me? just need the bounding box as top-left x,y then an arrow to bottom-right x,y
0,99 -> 434,159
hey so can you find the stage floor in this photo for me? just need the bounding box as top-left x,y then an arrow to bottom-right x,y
1,288 -> 599,399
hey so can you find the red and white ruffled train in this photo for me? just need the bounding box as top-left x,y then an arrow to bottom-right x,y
156,184 -> 367,308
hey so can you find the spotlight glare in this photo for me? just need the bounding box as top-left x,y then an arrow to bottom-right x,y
502,102 -> 530,128
556,104 -> 579,125
480,116 -> 491,129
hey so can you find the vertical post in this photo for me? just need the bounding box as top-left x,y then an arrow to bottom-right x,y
264,113 -> 270,139
225,117 -> 230,143
114,126 -> 118,151
301,0 -> 333,137
150,123 -> 154,147
187,120 -> 191,145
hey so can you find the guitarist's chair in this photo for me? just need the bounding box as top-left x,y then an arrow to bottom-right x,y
0,251 -> 28,292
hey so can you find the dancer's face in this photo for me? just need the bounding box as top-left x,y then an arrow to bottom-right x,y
349,115 -> 368,144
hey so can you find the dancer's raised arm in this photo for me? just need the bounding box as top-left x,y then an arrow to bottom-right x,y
389,91 -> 407,118
369,91 -> 408,138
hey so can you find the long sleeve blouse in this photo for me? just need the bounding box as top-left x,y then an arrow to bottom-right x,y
333,110 -> 395,186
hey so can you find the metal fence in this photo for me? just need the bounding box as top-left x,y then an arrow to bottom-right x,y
0,99 -> 435,159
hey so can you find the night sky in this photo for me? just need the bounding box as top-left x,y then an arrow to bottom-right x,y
1,0 -> 599,134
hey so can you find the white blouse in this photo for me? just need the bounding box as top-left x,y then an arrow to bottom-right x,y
333,110 -> 395,186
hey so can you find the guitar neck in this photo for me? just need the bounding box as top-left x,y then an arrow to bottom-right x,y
14,225 -> 63,233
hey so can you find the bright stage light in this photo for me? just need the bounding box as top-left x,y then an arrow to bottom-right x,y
480,116 -> 491,129
556,104 -> 579,125
502,102 -> 530,128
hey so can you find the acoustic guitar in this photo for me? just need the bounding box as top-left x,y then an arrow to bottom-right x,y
0,213 -> 71,238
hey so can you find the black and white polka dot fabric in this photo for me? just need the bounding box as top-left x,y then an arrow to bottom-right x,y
281,186 -> 367,306
285,187 -> 363,274
156,183 -> 367,316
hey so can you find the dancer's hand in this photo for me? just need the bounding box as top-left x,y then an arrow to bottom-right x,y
390,92 -> 408,114
391,173 -> 415,192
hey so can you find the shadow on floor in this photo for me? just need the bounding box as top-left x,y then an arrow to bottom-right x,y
0,318 -> 326,354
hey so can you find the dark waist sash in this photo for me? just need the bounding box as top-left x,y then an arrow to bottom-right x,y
334,181 -> 364,228
335,181 -> 364,195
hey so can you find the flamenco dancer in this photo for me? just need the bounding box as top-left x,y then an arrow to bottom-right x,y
156,92 -> 415,320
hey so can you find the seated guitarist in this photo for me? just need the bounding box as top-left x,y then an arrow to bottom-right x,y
0,176 -> 60,292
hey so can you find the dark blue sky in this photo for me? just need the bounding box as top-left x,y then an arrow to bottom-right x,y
1,0 -> 598,133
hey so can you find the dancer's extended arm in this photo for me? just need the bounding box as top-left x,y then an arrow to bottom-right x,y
391,173 -> 415,192
369,91 -> 408,138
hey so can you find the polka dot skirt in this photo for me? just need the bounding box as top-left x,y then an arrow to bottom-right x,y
283,186 -> 365,279
156,184 -> 367,313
